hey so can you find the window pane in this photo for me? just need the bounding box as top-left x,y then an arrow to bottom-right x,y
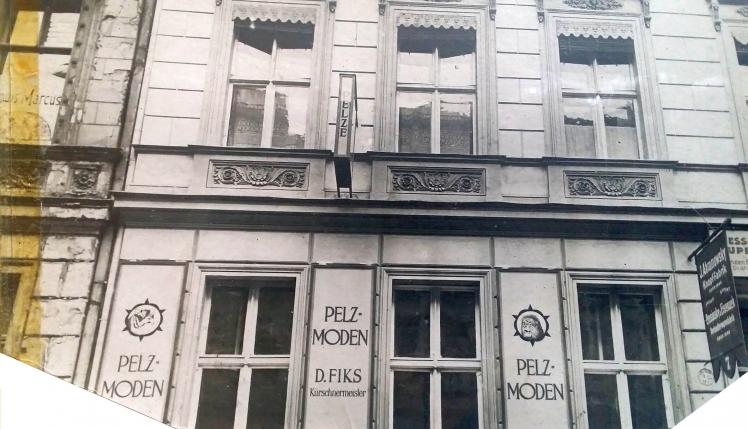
393,371 -> 430,429
274,25 -> 314,82
195,369 -> 240,429
271,86 -> 307,149
397,92 -> 432,154
205,286 -> 248,355
38,53 -> 69,139
232,26 -> 273,81
246,369 -> 289,429
397,29 -> 435,85
394,289 -> 430,357
620,294 -> 660,361
597,50 -> 636,92
628,375 -> 667,429
559,48 -> 594,91
438,31 -> 476,87
228,86 -> 266,147
563,97 -> 596,158
0,274 -> 21,339
578,293 -> 614,361
440,94 -> 474,155
10,10 -> 43,46
441,291 -> 477,358
441,372 -> 479,429
254,285 -> 295,355
43,13 -> 80,49
604,98 -> 639,159
584,374 -> 621,429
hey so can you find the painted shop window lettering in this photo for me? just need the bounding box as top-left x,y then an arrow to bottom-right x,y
391,287 -> 480,429
227,21 -> 314,149
396,27 -> 476,155
0,0 -> 81,142
559,36 -> 643,159
0,273 -> 21,351
577,288 -> 671,429
194,278 -> 296,429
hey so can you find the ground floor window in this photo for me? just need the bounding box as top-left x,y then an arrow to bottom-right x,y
0,273 -> 21,351
193,277 -> 296,429
576,286 -> 673,429
390,285 -> 482,429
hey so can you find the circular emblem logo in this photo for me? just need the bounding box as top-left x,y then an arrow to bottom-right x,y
124,299 -> 165,341
513,305 -> 550,346
697,367 -> 715,387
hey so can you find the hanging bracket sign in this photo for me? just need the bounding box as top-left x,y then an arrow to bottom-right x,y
694,229 -> 748,381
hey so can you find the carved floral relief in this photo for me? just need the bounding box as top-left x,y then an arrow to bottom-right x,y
211,161 -> 307,189
390,168 -> 484,194
566,172 -> 659,199
562,0 -> 623,10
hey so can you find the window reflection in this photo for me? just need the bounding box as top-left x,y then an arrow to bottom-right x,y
558,36 -> 641,159
396,27 -> 476,154
1,2 -> 81,143
228,22 -> 314,148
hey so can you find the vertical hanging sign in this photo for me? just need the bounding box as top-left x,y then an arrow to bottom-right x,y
695,230 -> 748,381
333,74 -> 357,197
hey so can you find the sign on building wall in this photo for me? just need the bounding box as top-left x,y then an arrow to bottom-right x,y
304,268 -> 373,428
95,265 -> 185,419
726,230 -> 748,277
695,230 -> 748,381
500,273 -> 569,429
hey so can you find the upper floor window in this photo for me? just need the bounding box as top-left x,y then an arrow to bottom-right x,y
576,286 -> 673,428
396,27 -> 477,155
0,0 -> 82,142
737,38 -> 748,67
559,36 -> 642,159
227,21 -> 314,148
193,277 -> 297,429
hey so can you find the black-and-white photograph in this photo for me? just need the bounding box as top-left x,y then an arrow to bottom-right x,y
2,0 -> 748,428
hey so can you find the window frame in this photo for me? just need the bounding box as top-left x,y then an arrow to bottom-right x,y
171,264 -> 310,429
563,272 -> 690,429
546,14 -> 664,160
394,27 -> 478,155
722,22 -> 748,160
377,4 -> 496,155
0,262 -> 38,358
200,0 -> 331,150
376,268 -> 498,429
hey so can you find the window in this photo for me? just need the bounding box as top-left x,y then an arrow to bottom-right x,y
227,21 -> 314,149
390,286 -> 481,429
193,278 -> 296,429
559,36 -> 643,159
736,281 -> 748,377
0,273 -> 21,351
1,0 -> 81,142
576,287 -> 673,429
396,27 -> 476,155
736,38 -> 748,67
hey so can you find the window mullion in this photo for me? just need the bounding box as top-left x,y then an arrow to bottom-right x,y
594,95 -> 607,158
433,90 -> 440,154
610,293 -> 626,363
433,369 -> 442,429
234,367 -> 252,429
245,288 -> 259,358
617,371 -> 634,429
432,49 -> 440,154
432,288 -> 440,362
261,84 -> 276,148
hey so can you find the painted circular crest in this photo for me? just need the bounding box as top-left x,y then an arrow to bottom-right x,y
697,367 -> 715,387
512,305 -> 550,346
124,299 -> 165,341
